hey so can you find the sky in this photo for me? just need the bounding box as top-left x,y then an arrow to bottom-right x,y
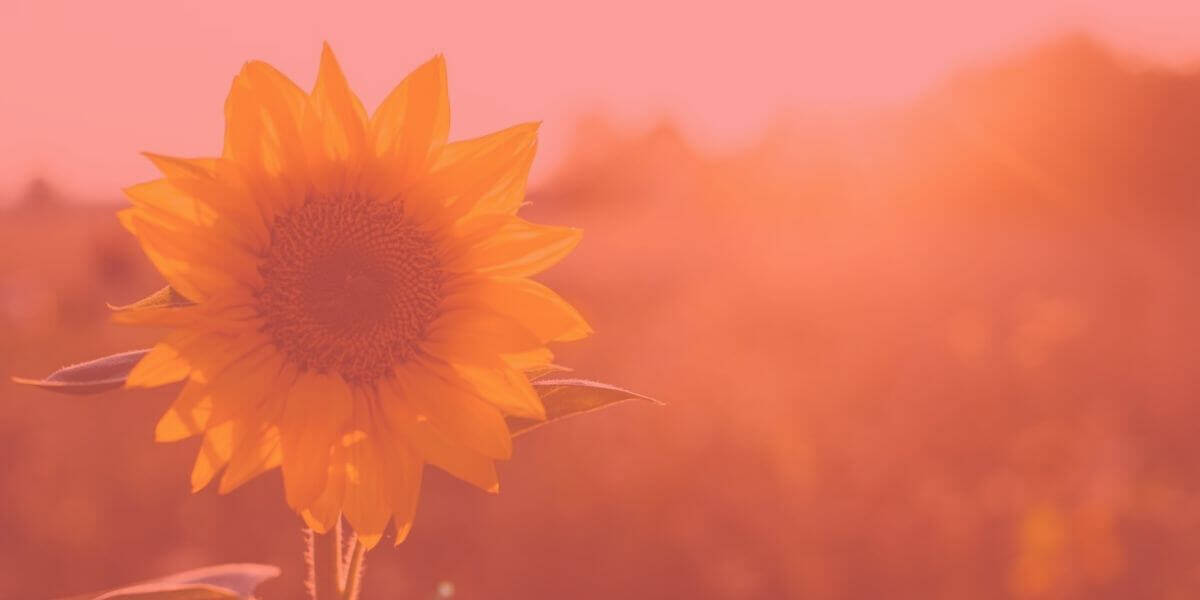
2,0 -> 1199,201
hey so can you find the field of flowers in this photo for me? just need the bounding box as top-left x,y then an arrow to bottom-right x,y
4,37 -> 1200,599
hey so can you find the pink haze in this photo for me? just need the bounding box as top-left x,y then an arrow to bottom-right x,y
1,0 -> 1199,200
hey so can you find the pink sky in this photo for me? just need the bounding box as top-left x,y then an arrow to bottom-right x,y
2,0 -> 1199,201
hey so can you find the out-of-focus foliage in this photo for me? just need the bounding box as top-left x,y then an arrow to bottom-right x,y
4,35 -> 1200,599
60,563 -> 280,600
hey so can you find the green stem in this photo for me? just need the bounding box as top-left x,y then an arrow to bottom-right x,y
342,536 -> 367,600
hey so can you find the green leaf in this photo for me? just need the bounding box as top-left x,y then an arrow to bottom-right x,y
107,285 -> 194,312
509,378 -> 661,436
57,563 -> 281,600
11,349 -> 150,395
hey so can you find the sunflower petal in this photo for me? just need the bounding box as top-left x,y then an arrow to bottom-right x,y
412,122 -> 538,226
219,422 -> 282,494
231,61 -> 309,178
309,43 -> 369,163
370,55 -> 449,177
118,210 -> 224,303
281,372 -> 353,509
126,209 -> 262,291
138,156 -> 269,248
191,422 -> 235,492
501,347 -> 555,371
123,177 -> 216,230
397,362 -> 513,459
119,209 -> 259,301
433,361 -> 546,420
378,378 -> 500,492
379,442 -> 422,545
341,426 -> 392,549
441,277 -> 592,343
132,328 -> 271,392
155,378 -> 212,442
223,60 -> 308,177
153,335 -> 275,442
125,330 -> 198,388
422,309 -> 541,367
300,440 -> 349,534
442,217 -> 582,278
111,294 -> 260,330
206,348 -> 290,428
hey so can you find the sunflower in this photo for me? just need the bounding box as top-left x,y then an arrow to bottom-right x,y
116,44 -> 591,548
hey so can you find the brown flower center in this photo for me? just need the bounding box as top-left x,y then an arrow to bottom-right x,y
257,193 -> 443,383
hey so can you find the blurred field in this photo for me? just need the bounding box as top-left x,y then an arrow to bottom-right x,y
5,36 -> 1200,599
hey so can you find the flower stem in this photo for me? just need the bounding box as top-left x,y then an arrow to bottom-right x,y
311,521 -> 344,600
342,536 -> 366,600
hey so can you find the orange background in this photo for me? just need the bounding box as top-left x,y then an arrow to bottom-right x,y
4,3 -> 1200,599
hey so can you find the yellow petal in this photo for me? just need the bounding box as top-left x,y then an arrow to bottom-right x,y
111,294 -> 260,330
126,330 -> 198,388
300,441 -> 348,533
191,421 -> 234,492
118,209 -> 223,303
378,378 -> 499,492
370,55 -> 449,177
155,377 -> 212,442
138,156 -> 268,248
222,59 -> 309,185
421,309 -> 541,367
341,425 -> 392,549
206,348 -> 291,428
132,328 -> 271,392
153,336 -> 273,444
433,361 -> 546,420
219,421 -> 282,494
308,43 -> 369,164
441,277 -> 592,343
442,216 -> 582,278
396,361 -> 513,459
187,329 -> 274,385
119,209 -> 259,301
501,347 -> 555,372
123,177 -> 217,231
410,122 -> 538,226
280,372 -> 353,509
379,442 -> 422,546
127,208 -> 262,291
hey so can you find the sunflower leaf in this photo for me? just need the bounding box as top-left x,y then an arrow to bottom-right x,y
523,364 -> 573,381
11,349 -> 151,395
92,583 -> 240,600
57,563 -> 281,600
510,378 -> 661,436
107,285 -> 195,312
149,564 -> 281,597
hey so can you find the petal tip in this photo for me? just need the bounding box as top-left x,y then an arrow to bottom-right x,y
357,532 -> 384,550
301,509 -> 332,533
319,42 -> 342,71
392,520 -> 414,546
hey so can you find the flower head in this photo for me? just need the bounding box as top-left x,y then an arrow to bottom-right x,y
118,44 -> 591,548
